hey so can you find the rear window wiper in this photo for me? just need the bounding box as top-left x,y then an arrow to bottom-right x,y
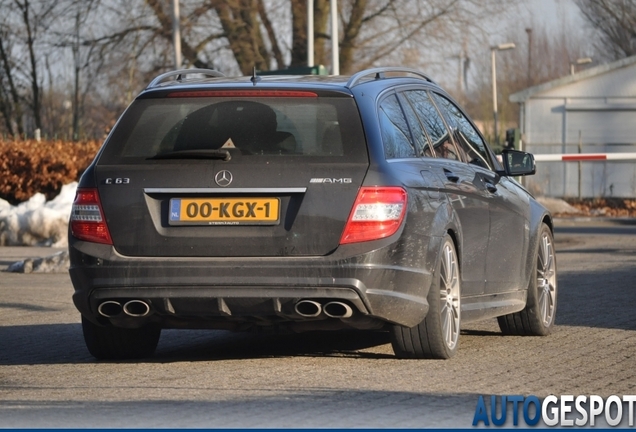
148,149 -> 231,161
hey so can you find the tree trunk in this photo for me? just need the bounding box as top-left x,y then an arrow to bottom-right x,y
0,86 -> 15,136
72,11 -> 81,141
313,0 -> 330,67
16,0 -> 42,132
256,0 -> 284,69
215,0 -> 270,75
290,1 -> 307,67
339,0 -> 367,74
0,32 -> 24,136
291,0 -> 330,68
145,0 -> 210,69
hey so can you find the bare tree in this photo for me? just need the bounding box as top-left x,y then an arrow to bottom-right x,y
13,0 -> 58,132
0,0 -> 23,136
575,0 -> 636,60
0,0 -> 525,140
0,0 -> 60,137
0,23 -> 24,136
53,0 -> 105,140
98,0 -> 514,75
463,17 -> 592,146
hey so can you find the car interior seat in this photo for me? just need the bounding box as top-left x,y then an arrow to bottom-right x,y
173,101 -> 296,154
320,122 -> 343,156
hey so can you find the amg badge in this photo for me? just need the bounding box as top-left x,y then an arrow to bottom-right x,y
310,178 -> 352,184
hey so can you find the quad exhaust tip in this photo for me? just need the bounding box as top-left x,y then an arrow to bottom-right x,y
97,300 -> 151,318
97,300 -> 123,318
323,301 -> 353,319
123,300 -> 151,317
294,300 -> 354,319
294,300 -> 322,318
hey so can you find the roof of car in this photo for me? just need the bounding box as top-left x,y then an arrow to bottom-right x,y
142,67 -> 440,95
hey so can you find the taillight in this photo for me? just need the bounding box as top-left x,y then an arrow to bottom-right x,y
70,188 -> 113,245
339,187 -> 407,244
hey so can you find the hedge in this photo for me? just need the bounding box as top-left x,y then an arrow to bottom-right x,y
0,139 -> 102,204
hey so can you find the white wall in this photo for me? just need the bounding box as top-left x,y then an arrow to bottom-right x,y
521,63 -> 636,198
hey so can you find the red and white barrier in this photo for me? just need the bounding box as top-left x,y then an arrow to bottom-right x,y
533,153 -> 636,162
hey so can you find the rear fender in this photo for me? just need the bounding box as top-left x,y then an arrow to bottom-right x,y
419,197 -> 461,293
440,198 -> 463,273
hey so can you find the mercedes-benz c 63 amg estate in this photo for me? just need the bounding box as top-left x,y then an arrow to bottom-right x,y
69,67 -> 557,360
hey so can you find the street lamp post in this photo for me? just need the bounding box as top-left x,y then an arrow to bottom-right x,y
570,57 -> 592,75
491,42 -> 515,146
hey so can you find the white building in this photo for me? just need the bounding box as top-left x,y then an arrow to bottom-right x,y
510,55 -> 636,198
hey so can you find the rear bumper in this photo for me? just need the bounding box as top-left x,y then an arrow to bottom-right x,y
69,235 -> 441,328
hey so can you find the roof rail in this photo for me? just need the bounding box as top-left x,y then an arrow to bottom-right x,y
345,67 -> 436,88
146,68 -> 226,89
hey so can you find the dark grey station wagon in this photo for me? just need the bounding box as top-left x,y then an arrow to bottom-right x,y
69,67 -> 557,360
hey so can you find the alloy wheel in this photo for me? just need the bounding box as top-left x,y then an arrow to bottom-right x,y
440,242 -> 460,350
537,232 -> 556,327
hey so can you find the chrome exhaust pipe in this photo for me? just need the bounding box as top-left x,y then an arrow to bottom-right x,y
98,301 -> 122,318
294,300 -> 322,318
323,301 -> 353,319
123,300 -> 151,317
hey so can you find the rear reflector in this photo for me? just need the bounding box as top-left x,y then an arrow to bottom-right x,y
70,188 -> 113,245
340,187 -> 407,244
167,90 -> 318,98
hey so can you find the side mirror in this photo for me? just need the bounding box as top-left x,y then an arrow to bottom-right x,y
500,149 -> 536,177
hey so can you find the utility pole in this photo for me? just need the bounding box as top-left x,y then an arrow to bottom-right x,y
172,0 -> 182,69
307,0 -> 314,67
330,0 -> 339,75
458,50 -> 465,94
446,50 -> 468,97
462,38 -> 469,94
525,28 -> 532,87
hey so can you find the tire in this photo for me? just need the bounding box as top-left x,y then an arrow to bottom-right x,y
498,223 -> 557,336
82,316 -> 161,360
390,234 -> 461,359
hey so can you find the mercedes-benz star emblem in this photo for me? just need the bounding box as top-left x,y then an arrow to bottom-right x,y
215,170 -> 233,187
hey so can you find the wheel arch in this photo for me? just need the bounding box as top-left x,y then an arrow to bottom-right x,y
542,214 -> 554,234
523,200 -> 554,293
445,228 -> 461,271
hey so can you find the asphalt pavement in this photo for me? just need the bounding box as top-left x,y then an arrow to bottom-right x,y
0,219 -> 635,428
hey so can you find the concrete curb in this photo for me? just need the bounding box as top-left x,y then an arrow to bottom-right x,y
554,216 -> 636,224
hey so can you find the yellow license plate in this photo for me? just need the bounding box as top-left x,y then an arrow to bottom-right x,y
169,197 -> 280,225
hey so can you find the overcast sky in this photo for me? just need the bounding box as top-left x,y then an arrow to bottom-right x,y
523,0 -> 584,29
492,0 -> 586,43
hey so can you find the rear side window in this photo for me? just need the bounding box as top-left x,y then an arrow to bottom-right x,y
431,93 -> 493,170
403,90 -> 460,161
378,94 -> 416,159
98,95 -> 367,164
397,93 -> 435,157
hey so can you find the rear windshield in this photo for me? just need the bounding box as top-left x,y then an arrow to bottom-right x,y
98,95 -> 367,164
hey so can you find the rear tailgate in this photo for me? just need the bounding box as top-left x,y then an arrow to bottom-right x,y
95,90 -> 368,257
